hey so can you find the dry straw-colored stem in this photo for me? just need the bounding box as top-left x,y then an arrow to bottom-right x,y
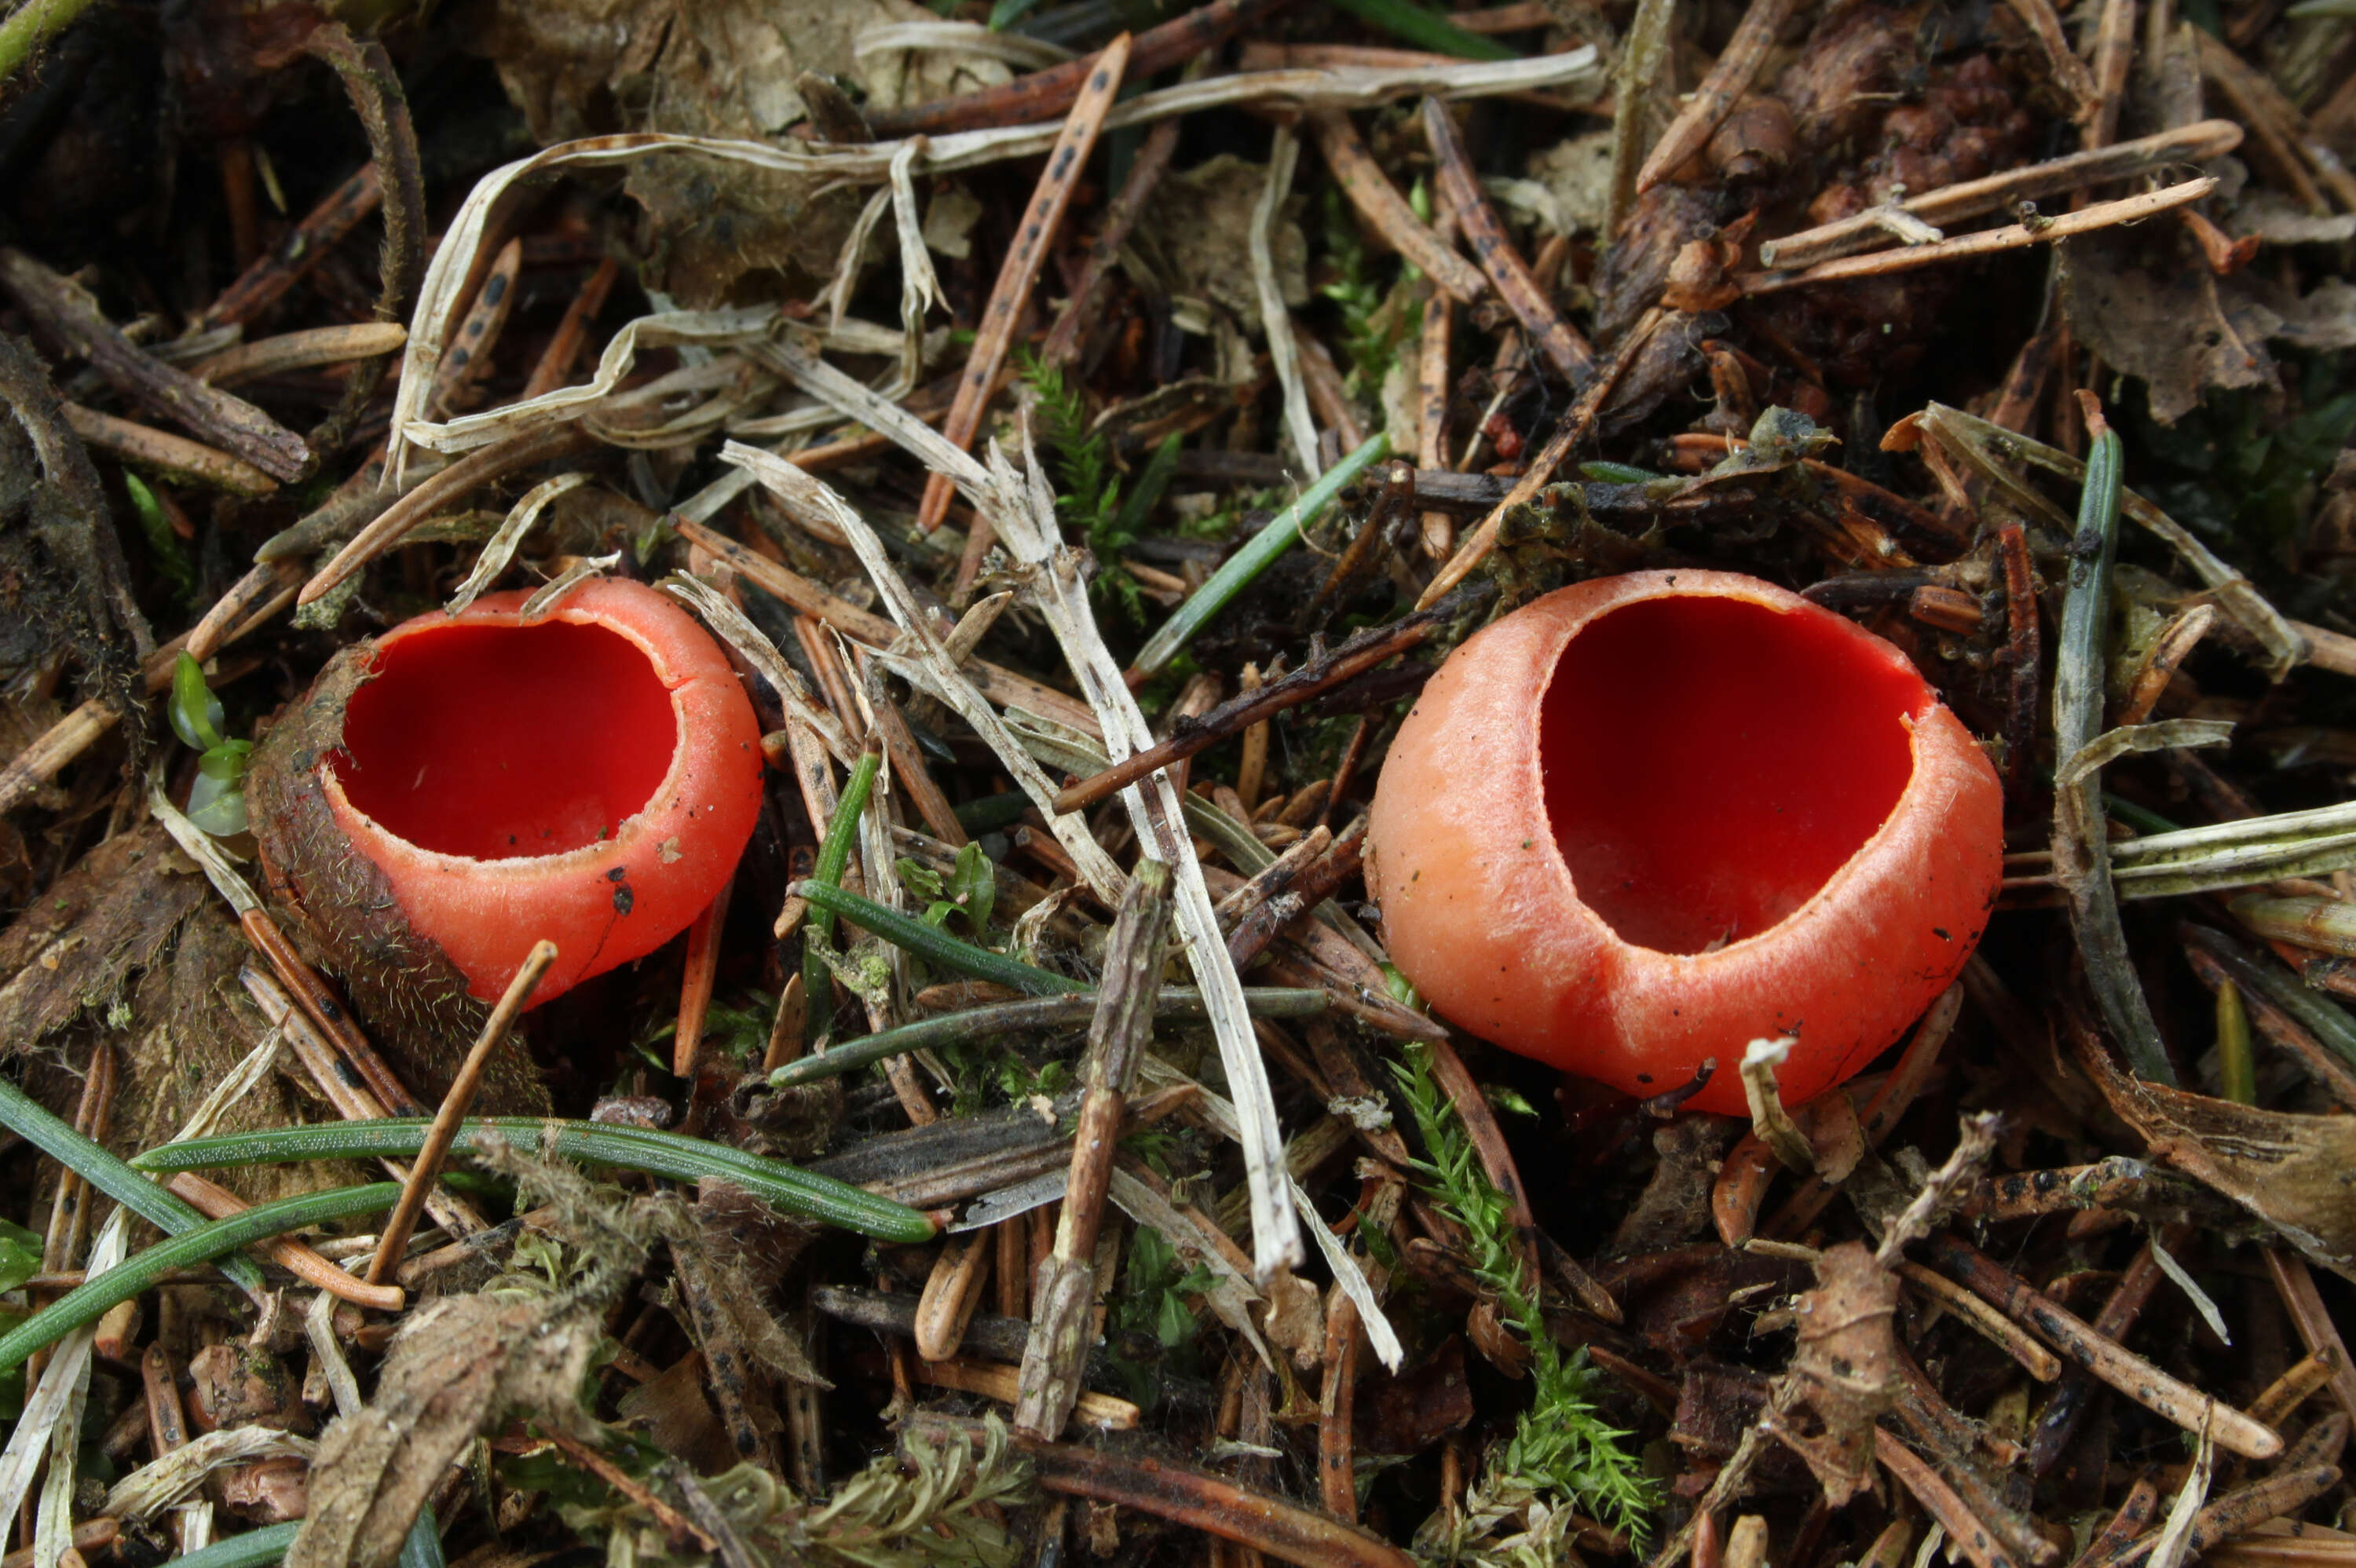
366,940 -> 558,1285
1772,119 -> 2243,267
1747,179 -> 2217,292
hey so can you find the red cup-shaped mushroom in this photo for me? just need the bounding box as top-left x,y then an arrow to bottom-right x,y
1367,570 -> 2002,1117
247,578 -> 764,1098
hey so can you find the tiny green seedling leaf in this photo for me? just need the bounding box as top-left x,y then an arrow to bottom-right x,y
170,652 -> 225,752
124,472 -> 196,600
947,841 -> 996,934
0,1219 -> 41,1296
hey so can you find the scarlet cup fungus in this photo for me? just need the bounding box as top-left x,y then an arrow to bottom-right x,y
1366,570 -> 2003,1117
247,578 -> 764,1089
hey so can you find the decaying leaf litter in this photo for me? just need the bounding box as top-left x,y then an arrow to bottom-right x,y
1,0 -> 2354,1563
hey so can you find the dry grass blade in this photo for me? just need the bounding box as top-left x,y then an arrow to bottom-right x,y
1757,120 -> 2242,268
989,433 -> 1303,1278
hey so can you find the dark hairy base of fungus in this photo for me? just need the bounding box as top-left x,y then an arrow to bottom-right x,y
246,652 -> 547,1116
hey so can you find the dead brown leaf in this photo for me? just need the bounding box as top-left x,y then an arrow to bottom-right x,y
1129,156 -> 1309,336
288,1290 -> 607,1568
1760,1241 -> 1899,1506
2071,1031 -> 2356,1281
467,0 -> 1007,307
2059,230 -> 2276,425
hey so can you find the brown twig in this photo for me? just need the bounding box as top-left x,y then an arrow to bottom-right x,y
982,1421 -> 1418,1568
2083,1463 -> 2347,1568
189,323 -> 411,389
164,1173 -> 404,1312
533,1426 -> 717,1552
864,0 -> 1281,137
1228,819 -> 1366,973
1423,97 -> 1595,384
198,163 -> 382,333
1926,1233 -> 2281,1460
1055,611 -> 1447,812
298,422 -> 597,605
1417,195 -> 1459,561
1875,1427 -> 2027,1568
521,258 -> 622,401
236,908 -> 427,1117
860,653 -> 968,846
1310,112 -> 1486,303
2194,31 -> 2354,213
2083,0 -> 2138,149
0,248 -> 311,481
2072,1474 -> 2162,1568
915,1232 -> 993,1363
59,403 -> 280,497
1634,0 -> 1805,193
295,24 -> 426,468
364,940 -> 556,1285
2248,1351 -> 2345,1431
1767,984 -> 1963,1237
1996,519 -> 2042,799
2028,1231 -> 2175,1471
1016,860 -> 1174,1437
1418,306 -> 1661,609
913,1356 -> 1140,1427
2264,1251 -> 2356,1420
2003,0 -> 2101,119
925,33 -> 1133,563
2117,603 -> 2216,726
672,882 -> 734,1082
1895,1262 -> 2062,1380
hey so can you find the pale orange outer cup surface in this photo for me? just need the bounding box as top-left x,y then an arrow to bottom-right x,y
1366,570 -> 2004,1117
319,578 -> 766,1006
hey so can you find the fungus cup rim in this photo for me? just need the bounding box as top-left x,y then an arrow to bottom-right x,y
320,594 -> 693,878
1523,575 -> 1938,963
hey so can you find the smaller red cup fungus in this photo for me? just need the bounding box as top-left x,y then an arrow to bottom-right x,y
1366,570 -> 2003,1117
247,578 -> 764,1095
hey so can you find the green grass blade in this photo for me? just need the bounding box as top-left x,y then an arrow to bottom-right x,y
133,1120 -> 938,1244
0,1184 -> 400,1372
793,880 -> 1088,997
0,1076 -> 265,1296
1129,432 -> 1392,681
157,1524 -> 302,1568
805,746 -> 883,1044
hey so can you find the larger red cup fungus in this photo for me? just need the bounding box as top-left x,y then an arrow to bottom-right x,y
247,578 -> 763,1099
1366,570 -> 2002,1117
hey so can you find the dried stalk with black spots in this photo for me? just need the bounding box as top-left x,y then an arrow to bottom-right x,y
1015,858 -> 1174,1438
